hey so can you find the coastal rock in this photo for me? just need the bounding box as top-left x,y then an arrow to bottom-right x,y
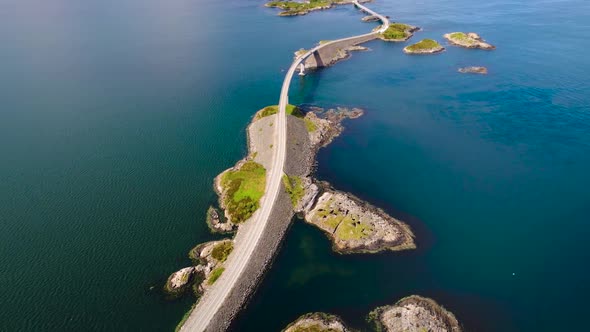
362,15 -> 378,22
369,295 -> 462,332
304,189 -> 415,253
304,106 -> 364,148
403,39 -> 445,54
206,206 -> 234,233
443,32 -> 495,50
283,313 -> 349,332
164,267 -> 195,295
187,239 -> 233,293
458,66 -> 488,74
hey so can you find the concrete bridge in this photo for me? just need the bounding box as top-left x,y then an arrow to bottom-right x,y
179,1 -> 389,331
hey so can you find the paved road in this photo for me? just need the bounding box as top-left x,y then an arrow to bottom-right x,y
179,2 -> 388,331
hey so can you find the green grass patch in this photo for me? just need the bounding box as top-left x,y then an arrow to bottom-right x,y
335,214 -> 373,240
282,175 -> 305,207
220,161 -> 266,223
304,118 -> 317,132
381,23 -> 412,40
405,39 -> 442,51
210,241 -> 233,262
255,104 -> 304,120
207,267 -> 225,285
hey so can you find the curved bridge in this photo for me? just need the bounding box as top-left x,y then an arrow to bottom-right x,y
180,1 -> 389,331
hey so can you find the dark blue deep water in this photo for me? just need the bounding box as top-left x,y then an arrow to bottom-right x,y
1,0 -> 589,330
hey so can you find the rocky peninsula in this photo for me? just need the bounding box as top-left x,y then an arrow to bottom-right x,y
403,39 -> 445,54
284,295 -> 461,332
305,188 -> 415,253
444,32 -> 495,50
458,66 -> 488,74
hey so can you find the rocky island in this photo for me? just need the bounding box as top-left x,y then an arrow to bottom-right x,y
369,295 -> 462,332
284,313 -> 349,332
284,295 -> 462,332
444,32 -> 495,50
458,66 -> 488,74
379,23 -> 419,42
403,39 -> 445,54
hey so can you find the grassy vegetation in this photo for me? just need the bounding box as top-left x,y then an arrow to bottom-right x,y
405,39 -> 442,52
210,241 -> 233,262
335,214 -> 373,240
255,104 -> 304,120
207,267 -> 225,285
448,32 -> 476,45
220,161 -> 266,223
267,0 -> 332,15
381,23 -> 412,40
304,118 -> 317,132
282,175 -> 305,207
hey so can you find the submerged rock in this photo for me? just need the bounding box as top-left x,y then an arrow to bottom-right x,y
369,295 -> 462,332
458,66 -> 488,74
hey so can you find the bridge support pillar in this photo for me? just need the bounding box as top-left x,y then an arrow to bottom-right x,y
298,63 -> 305,76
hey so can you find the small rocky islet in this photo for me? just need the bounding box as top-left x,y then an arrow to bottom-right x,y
403,38 -> 445,54
444,32 -> 495,50
458,66 -> 488,74
284,295 -> 462,332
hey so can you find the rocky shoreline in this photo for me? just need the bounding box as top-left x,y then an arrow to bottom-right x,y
283,295 -> 462,332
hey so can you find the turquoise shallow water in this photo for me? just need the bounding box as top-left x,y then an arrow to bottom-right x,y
1,0 -> 589,330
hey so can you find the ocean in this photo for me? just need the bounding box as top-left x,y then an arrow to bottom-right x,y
1,0 -> 589,330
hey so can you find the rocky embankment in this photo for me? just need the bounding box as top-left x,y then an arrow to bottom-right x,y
369,295 -> 462,332
403,39 -> 445,54
458,66 -> 488,74
283,296 -> 461,332
444,32 -> 495,50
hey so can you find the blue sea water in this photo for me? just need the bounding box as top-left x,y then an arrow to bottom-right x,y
0,0 -> 589,330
